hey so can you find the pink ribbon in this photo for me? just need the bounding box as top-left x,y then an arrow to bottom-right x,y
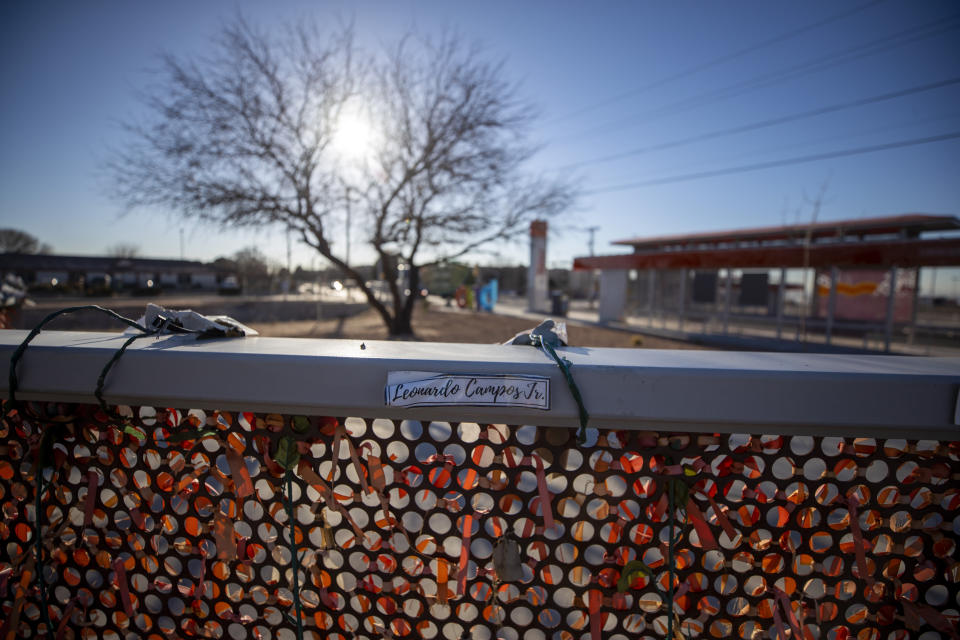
531,455 -> 555,531
220,610 -> 245,623
327,428 -> 343,482
56,597 -> 79,640
225,447 -> 253,499
299,460 -> 364,539
83,470 -> 97,527
846,498 -> 874,586
425,454 -> 456,467
236,537 -> 248,564
685,500 -> 717,550
129,507 -> 145,530
589,589 -> 603,640
346,437 -> 370,494
196,548 -> 208,599
707,495 -> 736,540
901,598 -> 960,639
771,587 -> 803,639
481,425 -> 506,442
652,494 -> 669,521
318,587 -> 337,608
502,451 -> 554,529
637,434 -> 658,448
772,598 -> 788,640
112,557 -> 134,618
367,455 -> 394,528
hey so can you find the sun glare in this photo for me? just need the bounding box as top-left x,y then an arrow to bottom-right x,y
332,106 -> 377,162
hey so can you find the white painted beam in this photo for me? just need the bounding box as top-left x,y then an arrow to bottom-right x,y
1,331 -> 958,438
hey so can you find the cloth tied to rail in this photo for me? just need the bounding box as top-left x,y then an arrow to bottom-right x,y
128,302 -> 258,338
506,319 -> 589,444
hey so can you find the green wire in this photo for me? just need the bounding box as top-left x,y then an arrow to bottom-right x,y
93,332 -> 156,412
667,479 -> 676,640
7,304 -> 157,640
531,335 -> 590,444
8,305 -> 150,405
35,473 -> 52,637
285,470 -> 305,640
8,303 -> 214,639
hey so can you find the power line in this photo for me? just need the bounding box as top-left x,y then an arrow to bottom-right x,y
559,13 -> 960,143
583,131 -> 960,195
548,0 -> 885,123
557,75 -> 960,171
637,108 -> 960,180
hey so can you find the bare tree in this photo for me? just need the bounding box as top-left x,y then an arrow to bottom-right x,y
0,229 -> 52,254
213,246 -> 274,293
105,243 -> 141,258
108,19 -> 575,336
335,35 -> 575,334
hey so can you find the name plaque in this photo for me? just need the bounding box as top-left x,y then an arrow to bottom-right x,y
385,371 -> 549,409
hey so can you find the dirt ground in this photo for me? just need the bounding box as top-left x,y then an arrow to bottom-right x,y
250,305 -> 705,349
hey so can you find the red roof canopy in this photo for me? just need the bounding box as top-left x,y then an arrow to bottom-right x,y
612,213 -> 960,251
574,237 -> 960,271
575,214 -> 960,271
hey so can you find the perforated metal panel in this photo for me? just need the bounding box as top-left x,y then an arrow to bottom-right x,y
1,401 -> 958,639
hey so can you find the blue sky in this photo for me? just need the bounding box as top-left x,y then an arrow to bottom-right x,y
1,1 -> 958,280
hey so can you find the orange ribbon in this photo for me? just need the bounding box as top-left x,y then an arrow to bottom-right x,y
437,559 -> 449,604
846,497 -> 874,586
457,515 -> 474,596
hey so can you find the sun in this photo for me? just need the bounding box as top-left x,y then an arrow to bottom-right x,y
331,104 -> 378,162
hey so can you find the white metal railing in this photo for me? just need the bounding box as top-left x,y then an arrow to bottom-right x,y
1,330 -> 958,439
2,329 -> 959,640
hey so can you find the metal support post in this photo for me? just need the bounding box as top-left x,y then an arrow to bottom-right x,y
883,266 -> 898,353
678,269 -> 687,333
647,270 -> 656,327
722,270 -> 732,335
825,266 -> 838,345
776,267 -> 786,340
908,268 -> 919,347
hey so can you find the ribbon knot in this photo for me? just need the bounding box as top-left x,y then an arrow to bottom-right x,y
425,454 -> 456,466
846,496 -> 874,586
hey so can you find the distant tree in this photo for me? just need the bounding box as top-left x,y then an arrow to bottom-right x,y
0,229 -> 52,254
105,243 -> 141,258
214,246 -> 272,293
108,18 -> 575,337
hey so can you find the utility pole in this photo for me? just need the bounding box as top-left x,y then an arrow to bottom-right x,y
581,225 -> 600,310
585,226 -> 600,256
346,188 -> 352,270
345,187 -> 352,298
285,229 -> 292,300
